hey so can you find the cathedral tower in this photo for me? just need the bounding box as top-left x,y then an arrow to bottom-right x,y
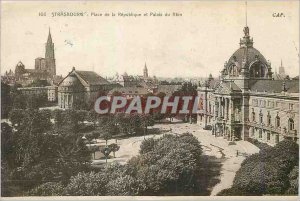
45,28 -> 56,76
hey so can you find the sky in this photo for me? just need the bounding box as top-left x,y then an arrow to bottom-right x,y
1,1 -> 299,78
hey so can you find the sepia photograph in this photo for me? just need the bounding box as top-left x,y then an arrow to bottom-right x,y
0,1 -> 299,200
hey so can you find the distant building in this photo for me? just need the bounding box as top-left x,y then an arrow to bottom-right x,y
57,67 -> 113,109
14,29 -> 56,84
107,84 -> 182,99
108,86 -> 150,99
273,59 -> 288,80
47,86 -> 58,102
197,25 -> 299,145
1,69 -> 16,85
17,87 -> 48,96
109,63 -> 158,88
143,63 -> 148,78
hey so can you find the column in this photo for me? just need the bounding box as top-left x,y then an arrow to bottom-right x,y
67,94 -> 70,108
219,97 -> 221,118
226,98 -> 229,119
215,97 -> 218,120
230,98 -> 234,121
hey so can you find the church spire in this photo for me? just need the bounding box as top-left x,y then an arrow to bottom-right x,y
45,28 -> 56,76
143,62 -> 148,78
47,27 -> 53,44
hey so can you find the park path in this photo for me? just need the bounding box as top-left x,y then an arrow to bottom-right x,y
92,122 -> 260,195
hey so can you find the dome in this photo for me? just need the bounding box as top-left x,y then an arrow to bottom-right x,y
225,47 -> 268,69
60,73 -> 82,87
222,26 -> 272,79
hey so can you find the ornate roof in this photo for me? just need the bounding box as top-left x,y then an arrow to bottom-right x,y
59,73 -> 82,87
225,46 -> 268,69
222,26 -> 272,80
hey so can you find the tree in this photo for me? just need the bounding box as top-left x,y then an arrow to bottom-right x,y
64,172 -> 107,196
223,139 -> 299,195
100,146 -> 112,163
106,175 -> 140,196
1,82 -> 12,118
139,138 -> 157,154
9,109 -> 26,128
127,134 -> 204,195
108,143 -> 120,158
88,110 -> 98,127
286,166 -> 298,194
28,182 -> 64,196
85,132 -> 99,159
11,93 -> 27,109
101,131 -> 112,146
52,109 -> 65,129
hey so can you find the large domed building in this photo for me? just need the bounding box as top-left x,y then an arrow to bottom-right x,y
221,26 -> 272,80
197,25 -> 299,145
57,67 -> 113,109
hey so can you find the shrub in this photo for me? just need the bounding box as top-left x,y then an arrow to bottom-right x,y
226,139 -> 299,196
28,182 -> 64,196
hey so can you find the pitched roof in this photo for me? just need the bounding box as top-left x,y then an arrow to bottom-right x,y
249,80 -> 299,93
208,79 -> 220,89
108,86 -> 149,95
75,70 -> 110,86
214,81 -> 241,94
155,85 -> 182,95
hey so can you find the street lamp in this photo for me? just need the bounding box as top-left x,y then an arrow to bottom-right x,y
103,146 -> 110,164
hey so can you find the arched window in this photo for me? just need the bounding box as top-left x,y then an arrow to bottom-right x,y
252,111 -> 256,122
288,118 -> 294,131
276,115 -> 280,128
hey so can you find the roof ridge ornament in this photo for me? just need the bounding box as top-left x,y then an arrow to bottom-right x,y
239,1 -> 253,48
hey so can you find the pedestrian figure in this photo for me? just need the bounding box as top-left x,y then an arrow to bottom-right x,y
236,150 -> 239,157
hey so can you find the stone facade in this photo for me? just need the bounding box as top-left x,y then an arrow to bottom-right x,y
17,87 -> 48,96
47,86 -> 58,102
197,25 -> 299,145
14,29 -> 56,84
57,67 -> 113,109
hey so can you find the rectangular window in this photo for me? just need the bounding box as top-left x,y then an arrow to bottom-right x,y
259,129 -> 262,138
251,128 -> 255,136
289,103 -> 294,110
267,132 -> 270,141
260,115 -> 263,124
275,135 -> 279,144
276,117 -> 280,128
